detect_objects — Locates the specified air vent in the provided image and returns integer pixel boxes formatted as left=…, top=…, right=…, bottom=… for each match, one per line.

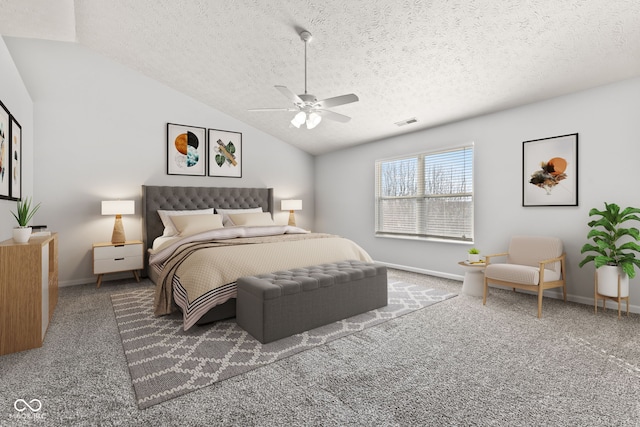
left=395, top=117, right=418, bottom=127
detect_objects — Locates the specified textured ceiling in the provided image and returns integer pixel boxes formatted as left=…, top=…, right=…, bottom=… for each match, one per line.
left=2, top=0, right=640, bottom=155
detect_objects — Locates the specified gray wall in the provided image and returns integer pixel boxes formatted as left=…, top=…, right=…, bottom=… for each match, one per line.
left=4, top=37, right=315, bottom=286
left=315, top=76, right=640, bottom=311
left=0, top=37, right=33, bottom=240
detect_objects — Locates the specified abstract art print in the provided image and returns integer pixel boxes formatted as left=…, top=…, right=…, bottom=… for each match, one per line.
left=167, top=123, right=206, bottom=176
left=208, top=128, right=242, bottom=178
left=523, top=133, right=578, bottom=206
left=10, top=117, right=21, bottom=200
left=0, top=101, right=9, bottom=199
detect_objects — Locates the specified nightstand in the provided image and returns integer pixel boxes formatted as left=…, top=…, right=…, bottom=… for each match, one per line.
left=93, top=240, right=143, bottom=287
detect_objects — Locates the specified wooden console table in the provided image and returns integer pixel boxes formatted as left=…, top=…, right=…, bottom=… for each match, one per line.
left=0, top=233, right=58, bottom=355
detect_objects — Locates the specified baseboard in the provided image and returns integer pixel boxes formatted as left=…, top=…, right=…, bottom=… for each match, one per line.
left=59, top=271, right=140, bottom=288
left=375, top=261, right=464, bottom=282
left=59, top=278, right=94, bottom=287
left=376, top=261, right=639, bottom=315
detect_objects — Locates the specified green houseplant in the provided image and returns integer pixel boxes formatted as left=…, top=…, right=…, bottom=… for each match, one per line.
left=579, top=202, right=640, bottom=297
left=10, top=197, right=41, bottom=243
left=467, top=247, right=481, bottom=263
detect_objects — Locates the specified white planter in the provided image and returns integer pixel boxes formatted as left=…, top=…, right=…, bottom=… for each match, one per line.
left=468, top=253, right=480, bottom=263
left=12, top=227, right=32, bottom=243
left=596, top=265, right=629, bottom=298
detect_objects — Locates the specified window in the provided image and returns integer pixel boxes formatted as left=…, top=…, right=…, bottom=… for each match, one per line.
left=375, top=144, right=474, bottom=242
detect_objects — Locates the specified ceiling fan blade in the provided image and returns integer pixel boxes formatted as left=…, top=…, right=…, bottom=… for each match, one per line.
left=248, top=107, right=297, bottom=112
left=275, top=85, right=304, bottom=105
left=315, top=109, right=351, bottom=123
left=314, top=94, right=359, bottom=109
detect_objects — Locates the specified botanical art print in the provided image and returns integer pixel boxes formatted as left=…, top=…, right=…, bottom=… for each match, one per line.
left=167, top=123, right=206, bottom=176
left=208, top=128, right=242, bottom=178
left=523, top=133, right=578, bottom=206
left=10, top=117, right=21, bottom=200
left=0, top=101, right=9, bottom=199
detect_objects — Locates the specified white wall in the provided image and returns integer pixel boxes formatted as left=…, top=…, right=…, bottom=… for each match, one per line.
left=0, top=37, right=33, bottom=240
left=4, top=37, right=315, bottom=286
left=316, top=76, right=640, bottom=309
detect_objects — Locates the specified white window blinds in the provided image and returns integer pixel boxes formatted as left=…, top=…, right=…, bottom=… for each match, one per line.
left=375, top=144, right=474, bottom=241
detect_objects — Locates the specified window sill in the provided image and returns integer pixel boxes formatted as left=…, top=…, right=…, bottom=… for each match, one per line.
left=375, top=233, right=474, bottom=245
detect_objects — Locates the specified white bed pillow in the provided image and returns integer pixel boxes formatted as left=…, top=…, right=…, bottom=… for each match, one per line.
left=151, top=235, right=178, bottom=251
left=227, top=212, right=275, bottom=227
left=215, top=207, right=263, bottom=226
left=158, top=208, right=214, bottom=236
left=169, top=214, right=224, bottom=236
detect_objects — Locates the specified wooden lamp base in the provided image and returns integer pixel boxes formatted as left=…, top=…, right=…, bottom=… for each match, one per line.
left=111, top=214, right=126, bottom=244
left=288, top=210, right=296, bottom=227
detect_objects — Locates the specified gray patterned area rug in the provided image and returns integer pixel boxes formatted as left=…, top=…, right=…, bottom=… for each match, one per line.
left=111, top=281, right=456, bottom=409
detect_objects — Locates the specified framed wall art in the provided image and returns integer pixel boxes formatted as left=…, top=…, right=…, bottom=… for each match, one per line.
left=208, top=128, right=242, bottom=178
left=10, top=117, right=22, bottom=200
left=0, top=101, right=10, bottom=200
left=523, top=133, right=578, bottom=207
left=167, top=123, right=206, bottom=176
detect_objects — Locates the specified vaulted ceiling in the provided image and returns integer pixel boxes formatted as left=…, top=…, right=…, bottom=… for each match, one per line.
left=2, top=0, right=640, bottom=155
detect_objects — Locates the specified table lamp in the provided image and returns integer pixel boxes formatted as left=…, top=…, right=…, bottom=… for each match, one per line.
left=281, top=199, right=302, bottom=226
left=101, top=200, right=135, bottom=244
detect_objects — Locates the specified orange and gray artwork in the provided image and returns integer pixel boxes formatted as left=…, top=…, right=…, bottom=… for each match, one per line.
left=174, top=131, right=200, bottom=168
left=529, top=157, right=567, bottom=195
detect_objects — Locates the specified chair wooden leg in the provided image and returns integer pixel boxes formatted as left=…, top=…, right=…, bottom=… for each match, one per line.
left=483, top=277, right=488, bottom=305
left=562, top=284, right=567, bottom=302
left=537, top=287, right=543, bottom=318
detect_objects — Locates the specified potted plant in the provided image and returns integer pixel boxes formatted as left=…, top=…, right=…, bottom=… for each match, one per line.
left=10, top=197, right=41, bottom=243
left=468, top=247, right=481, bottom=263
left=579, top=202, right=640, bottom=298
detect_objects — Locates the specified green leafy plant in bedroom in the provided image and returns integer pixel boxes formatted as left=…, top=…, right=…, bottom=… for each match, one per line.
left=11, top=197, right=41, bottom=227
left=579, top=202, right=640, bottom=298
left=10, top=197, right=41, bottom=243
left=467, top=247, right=480, bottom=262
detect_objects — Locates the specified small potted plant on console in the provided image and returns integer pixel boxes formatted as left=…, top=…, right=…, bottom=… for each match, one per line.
left=11, top=197, right=41, bottom=243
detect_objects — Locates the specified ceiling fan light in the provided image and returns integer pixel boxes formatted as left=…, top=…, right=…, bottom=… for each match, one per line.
left=291, top=111, right=306, bottom=128
left=306, top=112, right=322, bottom=129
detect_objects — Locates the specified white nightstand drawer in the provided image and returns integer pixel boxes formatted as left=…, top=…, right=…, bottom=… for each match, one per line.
left=94, top=255, right=143, bottom=274
left=93, top=243, right=142, bottom=260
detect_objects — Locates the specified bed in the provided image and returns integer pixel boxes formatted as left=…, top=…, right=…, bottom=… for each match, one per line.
left=141, top=185, right=373, bottom=330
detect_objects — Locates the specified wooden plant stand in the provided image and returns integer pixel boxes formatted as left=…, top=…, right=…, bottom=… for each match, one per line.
left=594, top=270, right=629, bottom=319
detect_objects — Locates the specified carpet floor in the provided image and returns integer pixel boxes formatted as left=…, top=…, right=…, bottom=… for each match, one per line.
left=111, top=282, right=455, bottom=409
left=1, top=269, right=640, bottom=426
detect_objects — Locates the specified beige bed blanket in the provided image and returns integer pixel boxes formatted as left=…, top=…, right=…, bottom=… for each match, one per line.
left=153, top=232, right=373, bottom=321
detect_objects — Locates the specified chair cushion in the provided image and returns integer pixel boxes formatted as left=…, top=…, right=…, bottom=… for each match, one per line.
left=507, top=236, right=563, bottom=272
left=485, top=264, right=561, bottom=286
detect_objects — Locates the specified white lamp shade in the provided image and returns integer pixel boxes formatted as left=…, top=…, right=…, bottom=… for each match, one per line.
left=101, top=200, right=135, bottom=215
left=281, top=200, right=302, bottom=211
left=306, top=112, right=322, bottom=129
left=291, top=111, right=306, bottom=128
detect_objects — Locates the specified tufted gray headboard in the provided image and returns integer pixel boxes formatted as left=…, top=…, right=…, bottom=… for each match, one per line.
left=141, top=186, right=274, bottom=271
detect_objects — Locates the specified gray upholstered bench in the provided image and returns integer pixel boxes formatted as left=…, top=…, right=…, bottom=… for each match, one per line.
left=236, top=260, right=387, bottom=344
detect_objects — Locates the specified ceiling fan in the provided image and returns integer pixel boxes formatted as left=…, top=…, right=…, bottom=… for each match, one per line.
left=249, top=30, right=359, bottom=129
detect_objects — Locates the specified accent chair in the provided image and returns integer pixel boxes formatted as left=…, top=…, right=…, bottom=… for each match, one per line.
left=483, top=235, right=566, bottom=318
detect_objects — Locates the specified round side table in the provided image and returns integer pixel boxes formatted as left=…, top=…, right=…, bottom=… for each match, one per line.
left=458, top=261, right=486, bottom=297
